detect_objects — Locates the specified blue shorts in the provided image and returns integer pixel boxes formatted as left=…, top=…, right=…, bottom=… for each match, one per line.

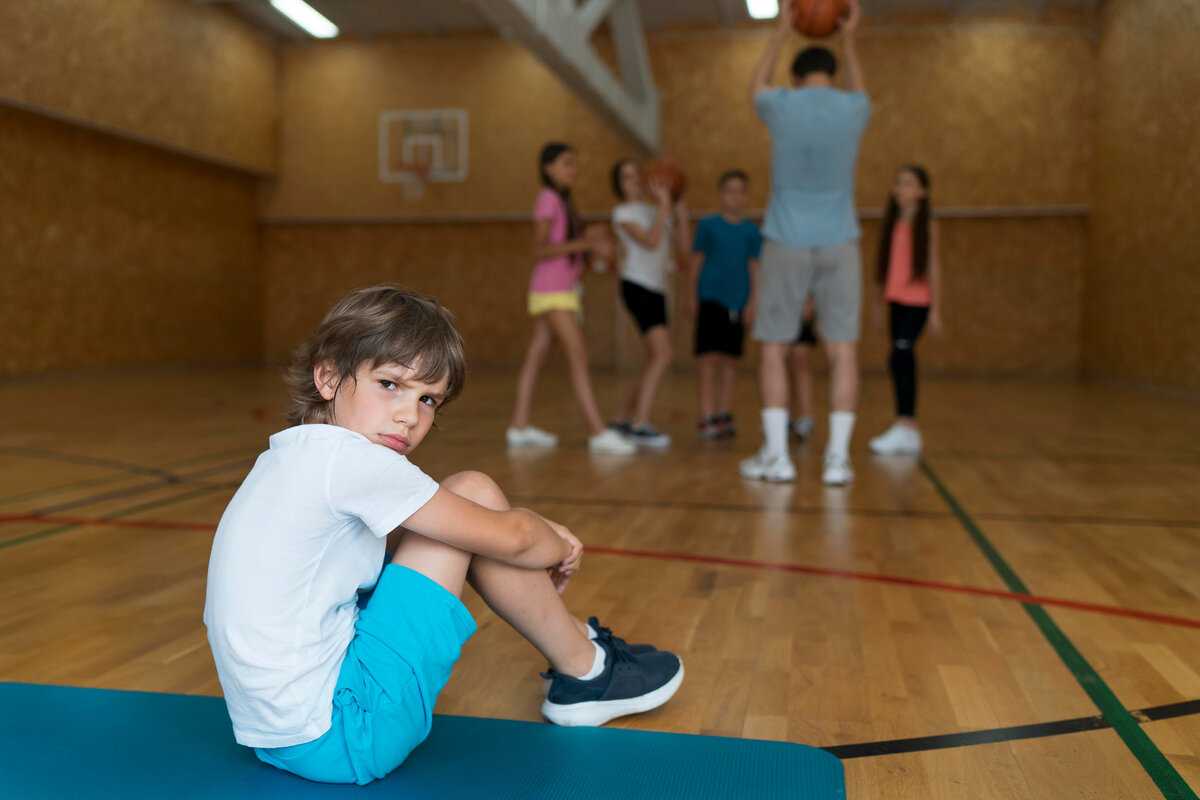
left=255, top=565, right=476, bottom=785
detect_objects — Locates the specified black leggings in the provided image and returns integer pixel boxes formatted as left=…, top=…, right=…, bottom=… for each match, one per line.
left=888, top=302, right=929, bottom=418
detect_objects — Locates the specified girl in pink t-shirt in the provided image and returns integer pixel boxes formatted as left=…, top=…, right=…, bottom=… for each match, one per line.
left=508, top=142, right=633, bottom=454
left=869, top=165, right=943, bottom=455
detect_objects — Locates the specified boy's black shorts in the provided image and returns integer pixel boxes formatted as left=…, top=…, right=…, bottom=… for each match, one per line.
left=796, top=316, right=819, bottom=346
left=621, top=280, right=668, bottom=333
left=695, top=301, right=744, bottom=357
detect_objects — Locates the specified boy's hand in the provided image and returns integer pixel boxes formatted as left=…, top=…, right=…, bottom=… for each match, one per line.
left=542, top=517, right=583, bottom=594
left=744, top=298, right=757, bottom=329
left=839, top=0, right=860, bottom=35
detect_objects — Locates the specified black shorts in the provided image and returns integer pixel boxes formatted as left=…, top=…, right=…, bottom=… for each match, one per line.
left=621, top=280, right=668, bottom=333
left=796, top=316, right=819, bottom=346
left=695, top=301, right=744, bottom=357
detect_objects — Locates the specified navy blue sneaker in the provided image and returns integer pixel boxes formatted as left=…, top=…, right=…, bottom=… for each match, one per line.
left=587, top=617, right=656, bottom=655
left=608, top=419, right=633, bottom=435
left=541, top=630, right=684, bottom=727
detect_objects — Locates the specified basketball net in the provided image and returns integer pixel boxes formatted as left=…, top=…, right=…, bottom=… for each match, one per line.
left=400, top=161, right=431, bottom=201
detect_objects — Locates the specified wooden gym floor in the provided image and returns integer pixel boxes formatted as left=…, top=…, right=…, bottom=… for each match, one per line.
left=0, top=367, right=1197, bottom=798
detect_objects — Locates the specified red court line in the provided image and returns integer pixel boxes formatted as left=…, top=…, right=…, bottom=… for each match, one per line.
left=588, top=546, right=1200, bottom=632
left=4, top=512, right=1198, bottom=632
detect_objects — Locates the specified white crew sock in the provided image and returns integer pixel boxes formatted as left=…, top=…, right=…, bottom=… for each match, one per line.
left=579, top=640, right=606, bottom=681
left=828, top=411, right=856, bottom=458
left=762, top=407, right=788, bottom=457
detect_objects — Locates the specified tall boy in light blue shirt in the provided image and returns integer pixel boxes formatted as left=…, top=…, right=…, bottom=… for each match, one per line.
left=742, top=0, right=869, bottom=487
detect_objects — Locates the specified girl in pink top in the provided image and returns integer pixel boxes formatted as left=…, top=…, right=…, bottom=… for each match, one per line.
left=869, top=165, right=943, bottom=455
left=508, top=142, right=633, bottom=454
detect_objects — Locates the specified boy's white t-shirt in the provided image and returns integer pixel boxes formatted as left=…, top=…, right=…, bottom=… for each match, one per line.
left=203, top=424, right=439, bottom=748
left=613, top=201, right=672, bottom=293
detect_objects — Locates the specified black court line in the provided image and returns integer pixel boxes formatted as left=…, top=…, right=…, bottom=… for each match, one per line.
left=31, top=458, right=255, bottom=516
left=0, top=446, right=183, bottom=482
left=508, top=494, right=1200, bottom=530
left=0, top=445, right=258, bottom=508
left=825, top=698, right=1200, bottom=759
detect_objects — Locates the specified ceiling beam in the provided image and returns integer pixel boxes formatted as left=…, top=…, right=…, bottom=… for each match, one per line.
left=466, top=0, right=661, bottom=154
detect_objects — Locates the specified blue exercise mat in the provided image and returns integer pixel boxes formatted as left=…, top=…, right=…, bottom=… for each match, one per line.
left=0, top=682, right=844, bottom=799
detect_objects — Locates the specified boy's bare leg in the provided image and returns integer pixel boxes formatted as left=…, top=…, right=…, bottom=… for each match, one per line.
left=441, top=471, right=595, bottom=678
left=697, top=354, right=717, bottom=419
left=718, top=355, right=737, bottom=414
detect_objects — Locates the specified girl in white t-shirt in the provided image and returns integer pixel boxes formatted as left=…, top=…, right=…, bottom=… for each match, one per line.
left=609, top=159, right=691, bottom=449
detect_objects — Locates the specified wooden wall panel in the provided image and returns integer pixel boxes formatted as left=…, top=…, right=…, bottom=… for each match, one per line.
left=263, top=16, right=1094, bottom=219
left=0, top=105, right=262, bottom=374
left=262, top=216, right=1084, bottom=377
left=0, top=0, right=278, bottom=173
left=1085, top=0, right=1200, bottom=391
left=262, top=13, right=1094, bottom=376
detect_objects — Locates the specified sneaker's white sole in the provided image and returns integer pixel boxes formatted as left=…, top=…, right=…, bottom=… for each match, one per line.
left=540, top=660, right=685, bottom=727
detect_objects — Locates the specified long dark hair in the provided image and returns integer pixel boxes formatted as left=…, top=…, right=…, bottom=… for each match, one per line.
left=539, top=142, right=583, bottom=242
left=610, top=158, right=638, bottom=200
left=875, top=165, right=931, bottom=284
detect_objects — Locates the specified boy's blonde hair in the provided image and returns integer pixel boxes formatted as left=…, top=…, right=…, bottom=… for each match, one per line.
left=286, top=285, right=466, bottom=426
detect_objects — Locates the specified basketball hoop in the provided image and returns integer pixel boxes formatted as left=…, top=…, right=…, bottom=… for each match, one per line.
left=399, top=161, right=431, bottom=201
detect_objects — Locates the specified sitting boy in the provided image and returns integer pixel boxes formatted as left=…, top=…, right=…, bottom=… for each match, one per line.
left=204, top=285, right=683, bottom=785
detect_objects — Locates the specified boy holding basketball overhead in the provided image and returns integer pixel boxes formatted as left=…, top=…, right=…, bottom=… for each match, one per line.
left=742, top=0, right=868, bottom=485
left=204, top=286, right=683, bottom=785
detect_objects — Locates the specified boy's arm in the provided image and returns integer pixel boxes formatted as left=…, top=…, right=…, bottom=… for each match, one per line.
left=402, top=488, right=570, bottom=570
left=839, top=0, right=866, bottom=94
left=745, top=257, right=760, bottom=325
left=689, top=252, right=706, bottom=320
left=748, top=0, right=794, bottom=107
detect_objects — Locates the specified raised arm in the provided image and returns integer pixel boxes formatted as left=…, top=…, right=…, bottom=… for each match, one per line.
left=617, top=182, right=673, bottom=249
left=748, top=0, right=795, bottom=106
left=839, top=0, right=865, bottom=94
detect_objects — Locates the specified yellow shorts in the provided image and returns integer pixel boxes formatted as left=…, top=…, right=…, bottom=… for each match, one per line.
left=527, top=291, right=582, bottom=317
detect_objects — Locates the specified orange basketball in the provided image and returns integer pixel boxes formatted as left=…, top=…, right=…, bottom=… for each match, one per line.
left=643, top=158, right=687, bottom=201
left=792, top=0, right=847, bottom=38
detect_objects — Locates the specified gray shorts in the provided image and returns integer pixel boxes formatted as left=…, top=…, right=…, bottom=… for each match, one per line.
left=752, top=238, right=862, bottom=343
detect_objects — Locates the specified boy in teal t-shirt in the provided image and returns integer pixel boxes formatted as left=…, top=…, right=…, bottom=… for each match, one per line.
left=690, top=169, right=762, bottom=439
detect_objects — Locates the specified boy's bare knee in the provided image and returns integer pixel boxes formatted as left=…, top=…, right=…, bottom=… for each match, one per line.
left=442, top=470, right=508, bottom=510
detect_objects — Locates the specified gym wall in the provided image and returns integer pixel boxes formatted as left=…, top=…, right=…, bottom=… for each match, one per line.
left=261, top=10, right=1094, bottom=375
left=1086, top=0, right=1200, bottom=392
left=0, top=0, right=275, bottom=373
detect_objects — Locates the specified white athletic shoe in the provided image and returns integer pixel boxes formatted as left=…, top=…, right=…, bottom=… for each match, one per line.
left=738, top=448, right=797, bottom=482
left=868, top=424, right=922, bottom=455
left=506, top=426, right=559, bottom=448
left=822, top=454, right=855, bottom=485
left=589, top=429, right=637, bottom=455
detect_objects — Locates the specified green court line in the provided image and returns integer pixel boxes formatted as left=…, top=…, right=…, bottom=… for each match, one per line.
left=920, top=459, right=1198, bottom=800
left=0, top=483, right=236, bottom=552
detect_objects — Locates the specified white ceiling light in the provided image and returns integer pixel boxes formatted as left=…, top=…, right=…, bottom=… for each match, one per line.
left=746, top=0, right=780, bottom=19
left=269, top=0, right=339, bottom=38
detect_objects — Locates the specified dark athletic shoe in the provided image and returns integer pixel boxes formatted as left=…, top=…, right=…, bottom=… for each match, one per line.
left=608, top=419, right=633, bottom=435
left=587, top=617, right=656, bottom=655
left=541, top=629, right=684, bottom=727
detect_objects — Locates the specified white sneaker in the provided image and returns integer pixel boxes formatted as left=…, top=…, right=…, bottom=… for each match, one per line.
left=739, top=448, right=796, bottom=482
left=822, top=454, right=854, bottom=485
left=868, top=424, right=922, bottom=455
left=507, top=426, right=559, bottom=448
left=589, top=428, right=637, bottom=455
